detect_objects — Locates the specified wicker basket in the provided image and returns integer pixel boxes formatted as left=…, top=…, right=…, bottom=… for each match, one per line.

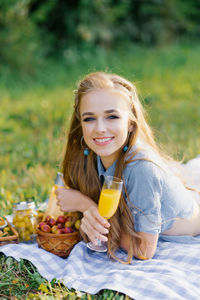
left=0, top=218, right=19, bottom=246
left=36, top=228, right=80, bottom=257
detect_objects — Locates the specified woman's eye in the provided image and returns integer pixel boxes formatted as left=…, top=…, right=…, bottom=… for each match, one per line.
left=107, top=115, right=119, bottom=119
left=83, top=117, right=95, bottom=122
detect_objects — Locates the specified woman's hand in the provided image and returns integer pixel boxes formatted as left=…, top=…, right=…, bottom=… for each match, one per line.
left=55, top=188, right=95, bottom=213
left=80, top=206, right=110, bottom=244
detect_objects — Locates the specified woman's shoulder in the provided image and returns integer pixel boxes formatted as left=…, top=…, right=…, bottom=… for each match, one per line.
left=125, top=142, right=163, bottom=174
left=124, top=158, right=165, bottom=193
left=125, top=157, right=163, bottom=181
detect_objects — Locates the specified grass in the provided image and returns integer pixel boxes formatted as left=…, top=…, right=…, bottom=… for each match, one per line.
left=0, top=253, right=129, bottom=299
left=0, top=255, right=130, bottom=300
left=0, top=42, right=200, bottom=298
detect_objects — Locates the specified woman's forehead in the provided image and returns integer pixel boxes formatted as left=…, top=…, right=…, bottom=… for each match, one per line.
left=80, top=88, right=131, bottom=113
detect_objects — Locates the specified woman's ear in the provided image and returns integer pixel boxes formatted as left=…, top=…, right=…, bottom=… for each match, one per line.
left=128, top=124, right=134, bottom=132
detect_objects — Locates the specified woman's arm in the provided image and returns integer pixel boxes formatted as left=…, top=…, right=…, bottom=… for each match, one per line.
left=56, top=188, right=158, bottom=256
left=81, top=205, right=158, bottom=257
left=120, top=231, right=159, bottom=260
left=55, top=187, right=96, bottom=213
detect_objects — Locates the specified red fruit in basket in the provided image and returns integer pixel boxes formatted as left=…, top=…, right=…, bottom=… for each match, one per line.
left=45, top=216, right=52, bottom=223
left=38, top=222, right=46, bottom=229
left=65, top=216, right=73, bottom=227
left=57, top=223, right=63, bottom=229
left=41, top=224, right=51, bottom=233
left=62, top=227, right=73, bottom=234
left=48, top=217, right=56, bottom=227
left=57, top=215, right=66, bottom=224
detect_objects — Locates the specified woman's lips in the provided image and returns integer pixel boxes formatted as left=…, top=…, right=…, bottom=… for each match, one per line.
left=93, top=137, right=114, bottom=146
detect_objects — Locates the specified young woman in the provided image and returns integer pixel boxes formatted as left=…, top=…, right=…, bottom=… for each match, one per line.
left=56, top=72, right=200, bottom=263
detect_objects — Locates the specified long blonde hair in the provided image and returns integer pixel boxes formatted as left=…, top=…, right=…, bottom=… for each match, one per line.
left=62, top=72, right=197, bottom=264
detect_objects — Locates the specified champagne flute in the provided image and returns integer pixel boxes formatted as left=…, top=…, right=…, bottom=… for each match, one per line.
left=87, top=176, right=123, bottom=252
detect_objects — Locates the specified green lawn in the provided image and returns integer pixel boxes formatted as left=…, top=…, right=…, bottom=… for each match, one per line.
left=0, top=42, right=200, bottom=298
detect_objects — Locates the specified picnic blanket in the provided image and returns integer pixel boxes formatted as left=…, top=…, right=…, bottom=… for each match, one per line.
left=1, top=236, right=200, bottom=300
left=1, top=156, right=200, bottom=299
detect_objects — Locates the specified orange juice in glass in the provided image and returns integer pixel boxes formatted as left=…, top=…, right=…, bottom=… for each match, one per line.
left=87, top=176, right=123, bottom=252
left=98, top=189, right=121, bottom=219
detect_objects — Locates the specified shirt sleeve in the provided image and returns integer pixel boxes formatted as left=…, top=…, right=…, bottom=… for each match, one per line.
left=125, top=160, right=163, bottom=234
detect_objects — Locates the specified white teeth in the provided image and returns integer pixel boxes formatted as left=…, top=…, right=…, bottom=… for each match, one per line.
left=95, top=137, right=112, bottom=143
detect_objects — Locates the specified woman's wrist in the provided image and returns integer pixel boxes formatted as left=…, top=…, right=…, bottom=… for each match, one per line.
left=78, top=191, right=97, bottom=213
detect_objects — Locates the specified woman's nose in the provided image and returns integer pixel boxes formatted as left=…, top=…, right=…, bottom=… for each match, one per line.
left=95, top=119, right=106, bottom=132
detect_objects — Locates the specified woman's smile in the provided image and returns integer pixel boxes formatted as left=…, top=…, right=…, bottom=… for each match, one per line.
left=93, top=136, right=114, bottom=146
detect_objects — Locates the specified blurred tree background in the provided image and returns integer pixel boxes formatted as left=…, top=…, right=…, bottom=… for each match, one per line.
left=1, top=0, right=200, bottom=75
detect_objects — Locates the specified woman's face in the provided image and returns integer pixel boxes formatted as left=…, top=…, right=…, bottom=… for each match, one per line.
left=80, top=88, right=132, bottom=169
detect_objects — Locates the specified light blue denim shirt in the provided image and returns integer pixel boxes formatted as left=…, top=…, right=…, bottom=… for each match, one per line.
left=97, top=143, right=197, bottom=234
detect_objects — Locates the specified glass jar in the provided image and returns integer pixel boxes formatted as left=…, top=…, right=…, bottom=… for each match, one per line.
left=12, top=201, right=37, bottom=242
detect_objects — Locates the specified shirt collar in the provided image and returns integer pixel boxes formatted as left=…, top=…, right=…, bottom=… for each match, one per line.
left=97, top=155, right=116, bottom=179
left=96, top=138, right=142, bottom=179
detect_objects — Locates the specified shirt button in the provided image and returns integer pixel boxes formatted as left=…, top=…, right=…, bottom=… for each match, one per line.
left=100, top=175, right=105, bottom=185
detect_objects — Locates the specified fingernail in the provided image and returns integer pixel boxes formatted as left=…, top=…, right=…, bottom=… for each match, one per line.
left=102, top=236, right=108, bottom=242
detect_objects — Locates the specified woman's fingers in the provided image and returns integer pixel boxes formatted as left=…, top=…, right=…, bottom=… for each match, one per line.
left=55, top=189, right=63, bottom=205
left=81, top=207, right=110, bottom=243
left=83, top=211, right=109, bottom=235
left=84, top=206, right=110, bottom=228
left=55, top=188, right=75, bottom=211
left=81, top=217, right=108, bottom=244
left=55, top=187, right=65, bottom=198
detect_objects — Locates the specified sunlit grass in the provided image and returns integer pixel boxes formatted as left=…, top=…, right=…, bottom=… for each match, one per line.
left=0, top=253, right=130, bottom=299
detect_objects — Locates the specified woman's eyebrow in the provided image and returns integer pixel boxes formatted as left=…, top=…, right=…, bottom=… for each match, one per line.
left=82, top=112, right=94, bottom=117
left=105, top=109, right=119, bottom=114
left=82, top=109, right=119, bottom=117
